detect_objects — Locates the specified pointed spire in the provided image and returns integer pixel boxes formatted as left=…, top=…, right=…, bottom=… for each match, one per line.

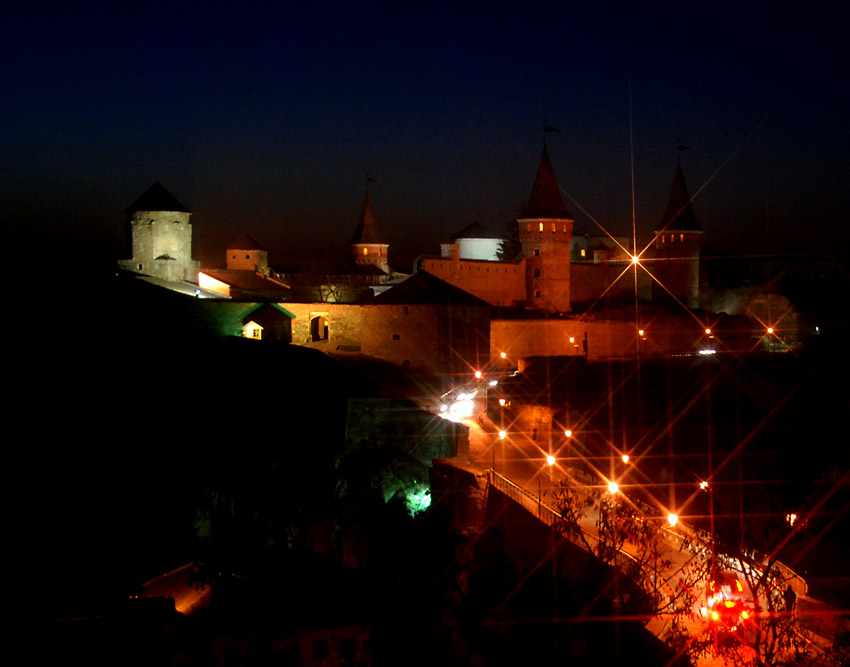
left=349, top=191, right=386, bottom=245
left=520, top=143, right=572, bottom=219
left=656, top=161, right=701, bottom=232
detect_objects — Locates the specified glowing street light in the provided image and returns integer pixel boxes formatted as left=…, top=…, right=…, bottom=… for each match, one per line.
left=500, top=351, right=507, bottom=359
left=766, top=327, right=774, bottom=335
left=564, top=429, right=572, bottom=438
left=546, top=455, right=556, bottom=466
left=667, top=513, right=679, bottom=527
left=699, top=480, right=709, bottom=490
left=474, top=370, right=483, bottom=379
left=786, top=513, right=797, bottom=527
left=498, top=430, right=507, bottom=440
left=621, top=454, right=630, bottom=464
left=631, top=255, right=640, bottom=265
left=607, top=481, right=619, bottom=494
left=705, top=328, right=712, bottom=335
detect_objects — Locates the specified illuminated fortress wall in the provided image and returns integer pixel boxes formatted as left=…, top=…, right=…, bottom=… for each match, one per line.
left=284, top=303, right=364, bottom=348
left=361, top=302, right=492, bottom=375
left=418, top=257, right=527, bottom=307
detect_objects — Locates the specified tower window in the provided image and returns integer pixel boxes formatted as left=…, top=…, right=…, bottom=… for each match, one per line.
left=539, top=222, right=544, bottom=232
left=680, top=233, right=684, bottom=242
left=392, top=333, right=400, bottom=340
left=551, top=223, right=556, bottom=232
left=363, top=247, right=368, bottom=255
left=533, top=248, right=540, bottom=257
left=580, top=249, right=586, bottom=257
left=534, top=268, right=540, bottom=277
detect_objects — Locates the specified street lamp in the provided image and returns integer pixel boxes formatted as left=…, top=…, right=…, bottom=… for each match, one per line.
left=546, top=455, right=556, bottom=466
left=667, top=513, right=679, bottom=527
left=607, top=481, right=619, bottom=494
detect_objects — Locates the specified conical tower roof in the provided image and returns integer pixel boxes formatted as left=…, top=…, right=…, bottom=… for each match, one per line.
left=227, top=233, right=266, bottom=251
left=520, top=143, right=572, bottom=219
left=656, top=161, right=702, bottom=233
left=349, top=191, right=386, bottom=245
left=125, top=182, right=189, bottom=214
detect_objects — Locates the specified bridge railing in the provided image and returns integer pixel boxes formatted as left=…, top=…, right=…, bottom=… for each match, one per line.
left=487, top=468, right=640, bottom=576
left=486, top=468, right=808, bottom=604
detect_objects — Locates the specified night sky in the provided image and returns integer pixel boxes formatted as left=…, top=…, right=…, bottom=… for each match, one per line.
left=4, top=2, right=848, bottom=269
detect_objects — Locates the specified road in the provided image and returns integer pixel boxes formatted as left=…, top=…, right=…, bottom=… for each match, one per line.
left=443, top=398, right=838, bottom=664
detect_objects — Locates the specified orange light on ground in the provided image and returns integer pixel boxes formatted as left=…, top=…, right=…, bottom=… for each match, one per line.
left=607, top=481, right=619, bottom=494
left=621, top=454, right=629, bottom=463
left=564, top=429, right=572, bottom=437
left=546, top=455, right=555, bottom=466
left=498, top=430, right=507, bottom=439
left=667, top=513, right=678, bottom=527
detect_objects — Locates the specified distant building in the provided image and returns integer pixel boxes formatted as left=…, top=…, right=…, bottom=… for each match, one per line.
left=441, top=220, right=503, bottom=261
left=118, top=182, right=200, bottom=285
left=418, top=141, right=641, bottom=312
left=350, top=189, right=390, bottom=273
left=651, top=159, right=704, bottom=309
left=200, top=233, right=291, bottom=300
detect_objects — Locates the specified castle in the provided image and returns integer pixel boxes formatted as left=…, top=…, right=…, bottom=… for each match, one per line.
left=118, top=141, right=808, bottom=374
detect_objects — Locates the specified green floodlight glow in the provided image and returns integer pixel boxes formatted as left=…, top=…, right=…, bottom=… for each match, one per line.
left=406, top=488, right=431, bottom=516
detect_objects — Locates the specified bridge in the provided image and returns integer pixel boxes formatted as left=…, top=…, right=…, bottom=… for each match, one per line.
left=480, top=465, right=833, bottom=664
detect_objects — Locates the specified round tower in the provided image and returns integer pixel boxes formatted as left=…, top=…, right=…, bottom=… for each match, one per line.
left=517, top=142, right=574, bottom=313
left=349, top=190, right=389, bottom=273
left=652, top=161, right=703, bottom=309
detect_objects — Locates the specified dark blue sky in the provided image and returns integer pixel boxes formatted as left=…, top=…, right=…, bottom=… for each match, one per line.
left=3, top=1, right=848, bottom=268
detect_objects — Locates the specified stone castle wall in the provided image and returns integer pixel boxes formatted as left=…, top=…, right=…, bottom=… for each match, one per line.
left=361, top=303, right=491, bottom=375
left=419, top=258, right=526, bottom=307
left=491, top=315, right=728, bottom=363
left=285, top=303, right=363, bottom=348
